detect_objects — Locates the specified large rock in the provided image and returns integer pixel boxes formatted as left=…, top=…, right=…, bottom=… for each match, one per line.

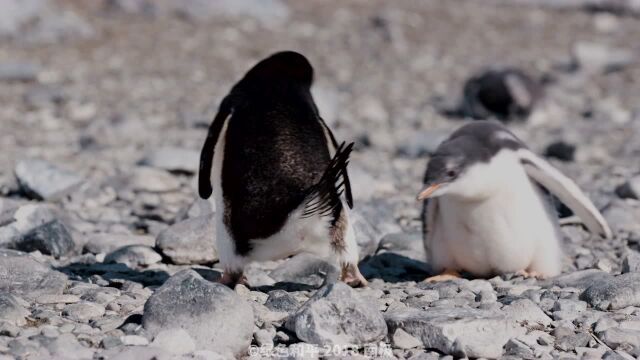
left=14, top=159, right=84, bottom=200
left=142, top=270, right=253, bottom=357
left=13, top=219, right=75, bottom=258
left=580, top=273, right=640, bottom=310
left=156, top=216, right=216, bottom=265
left=385, top=308, right=525, bottom=358
left=0, top=249, right=67, bottom=301
left=287, top=282, right=387, bottom=345
left=140, top=147, right=200, bottom=174
left=0, top=293, right=29, bottom=326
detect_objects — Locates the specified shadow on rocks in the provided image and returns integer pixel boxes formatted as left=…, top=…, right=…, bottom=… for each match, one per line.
left=56, top=261, right=170, bottom=288
left=360, top=252, right=430, bottom=283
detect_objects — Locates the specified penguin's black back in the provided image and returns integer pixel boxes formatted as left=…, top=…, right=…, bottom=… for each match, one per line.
left=221, top=52, right=332, bottom=255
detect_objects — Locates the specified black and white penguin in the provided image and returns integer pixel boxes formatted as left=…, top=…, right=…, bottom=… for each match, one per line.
left=198, top=51, right=366, bottom=287
left=417, top=121, right=612, bottom=281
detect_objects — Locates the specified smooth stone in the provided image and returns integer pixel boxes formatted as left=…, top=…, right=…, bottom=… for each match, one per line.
left=156, top=216, right=217, bottom=265
left=83, top=233, right=155, bottom=255
left=14, top=159, right=83, bottom=200
left=150, top=328, right=196, bottom=355
left=129, top=167, right=181, bottom=193
left=104, top=245, right=162, bottom=268
left=140, top=147, right=200, bottom=174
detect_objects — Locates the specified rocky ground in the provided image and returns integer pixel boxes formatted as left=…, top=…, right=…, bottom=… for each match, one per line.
left=2, top=0, right=640, bottom=359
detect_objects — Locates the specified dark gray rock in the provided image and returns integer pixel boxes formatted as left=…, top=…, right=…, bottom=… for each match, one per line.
left=287, top=282, right=387, bottom=346
left=13, top=219, right=74, bottom=258
left=385, top=308, right=525, bottom=358
left=615, top=176, right=640, bottom=200
left=104, top=245, right=162, bottom=267
left=580, top=273, right=640, bottom=310
left=270, top=253, right=338, bottom=288
left=545, top=141, right=576, bottom=162
left=0, top=249, right=67, bottom=301
left=264, top=290, right=301, bottom=313
left=142, top=270, right=253, bottom=357
left=0, top=62, right=40, bottom=82
left=0, top=293, right=29, bottom=326
left=377, top=232, right=426, bottom=262
left=14, top=159, right=83, bottom=200
left=156, top=216, right=216, bottom=265
left=140, top=147, right=199, bottom=174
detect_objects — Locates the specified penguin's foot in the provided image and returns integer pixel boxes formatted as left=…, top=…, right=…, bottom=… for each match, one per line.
left=340, top=263, right=368, bottom=288
left=423, top=269, right=461, bottom=283
left=515, top=269, right=545, bottom=279
left=218, top=270, right=248, bottom=288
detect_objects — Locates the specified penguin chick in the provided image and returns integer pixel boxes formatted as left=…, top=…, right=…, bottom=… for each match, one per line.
left=417, top=121, right=612, bottom=281
left=198, top=51, right=366, bottom=287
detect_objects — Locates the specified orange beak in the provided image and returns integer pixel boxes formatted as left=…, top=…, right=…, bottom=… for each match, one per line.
left=417, top=184, right=440, bottom=201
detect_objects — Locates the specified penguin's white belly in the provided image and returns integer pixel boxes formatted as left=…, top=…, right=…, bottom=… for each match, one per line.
left=434, top=183, right=560, bottom=276
left=246, top=208, right=334, bottom=261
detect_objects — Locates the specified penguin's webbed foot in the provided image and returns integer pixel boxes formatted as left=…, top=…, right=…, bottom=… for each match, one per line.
left=515, top=269, right=545, bottom=279
left=218, top=270, right=248, bottom=288
left=340, top=263, right=368, bottom=288
left=423, top=269, right=461, bottom=283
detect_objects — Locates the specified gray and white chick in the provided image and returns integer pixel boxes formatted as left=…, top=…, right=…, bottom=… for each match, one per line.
left=417, top=121, right=612, bottom=281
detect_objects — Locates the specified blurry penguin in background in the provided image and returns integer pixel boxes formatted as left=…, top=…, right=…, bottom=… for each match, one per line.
left=198, top=51, right=367, bottom=287
left=417, top=121, right=612, bottom=281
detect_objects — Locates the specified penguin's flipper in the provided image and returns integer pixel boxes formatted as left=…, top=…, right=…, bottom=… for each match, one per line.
left=302, top=141, right=354, bottom=219
left=198, top=97, right=232, bottom=199
left=518, top=149, right=612, bottom=238
left=319, top=117, right=353, bottom=209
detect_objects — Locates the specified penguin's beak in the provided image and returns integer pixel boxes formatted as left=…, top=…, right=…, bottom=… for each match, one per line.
left=417, top=183, right=441, bottom=201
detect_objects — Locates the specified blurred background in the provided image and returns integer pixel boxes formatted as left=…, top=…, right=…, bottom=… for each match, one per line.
left=1, top=0, right=640, bottom=256
left=2, top=1, right=640, bottom=358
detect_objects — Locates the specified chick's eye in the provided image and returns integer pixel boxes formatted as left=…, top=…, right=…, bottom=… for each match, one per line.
left=446, top=170, right=457, bottom=178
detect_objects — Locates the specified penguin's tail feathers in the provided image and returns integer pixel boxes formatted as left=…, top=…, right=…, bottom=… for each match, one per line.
left=302, top=141, right=354, bottom=218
